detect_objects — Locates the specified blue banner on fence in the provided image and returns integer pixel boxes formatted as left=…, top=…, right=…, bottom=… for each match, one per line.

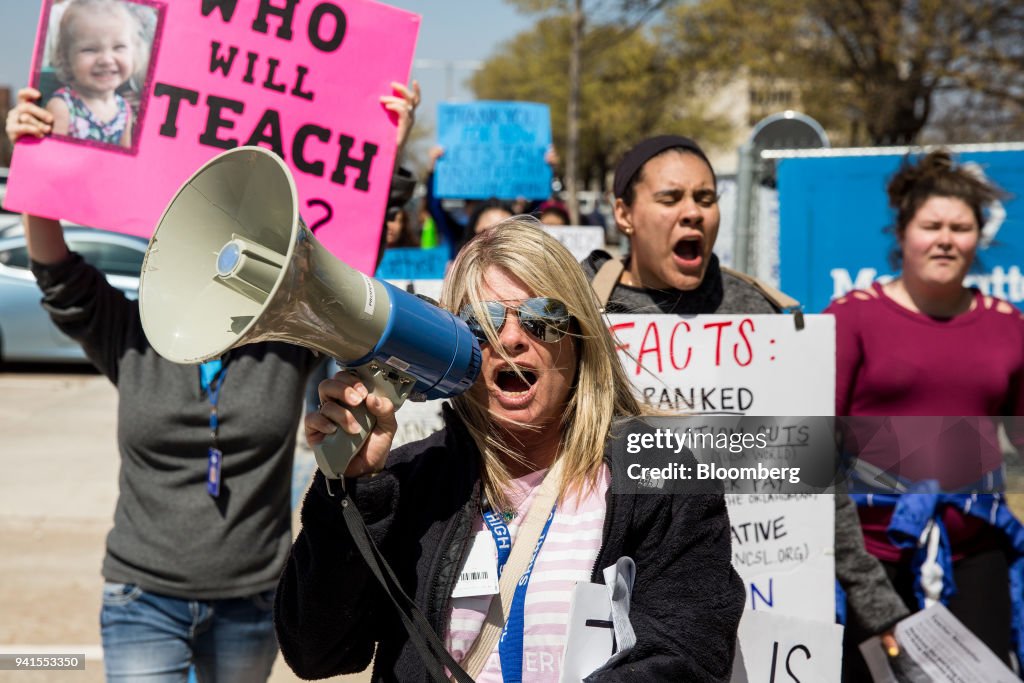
left=434, top=101, right=552, bottom=200
left=777, top=148, right=1024, bottom=314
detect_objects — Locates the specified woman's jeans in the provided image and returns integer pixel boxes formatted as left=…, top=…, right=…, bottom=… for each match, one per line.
left=100, top=582, right=278, bottom=683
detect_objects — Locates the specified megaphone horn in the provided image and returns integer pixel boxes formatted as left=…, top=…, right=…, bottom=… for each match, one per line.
left=139, top=146, right=481, bottom=479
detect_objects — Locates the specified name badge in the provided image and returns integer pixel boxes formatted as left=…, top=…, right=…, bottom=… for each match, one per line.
left=452, top=531, right=499, bottom=598
left=207, top=447, right=222, bottom=497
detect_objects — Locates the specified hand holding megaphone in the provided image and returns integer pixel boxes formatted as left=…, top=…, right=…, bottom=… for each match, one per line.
left=307, top=372, right=398, bottom=478
left=139, top=146, right=481, bottom=482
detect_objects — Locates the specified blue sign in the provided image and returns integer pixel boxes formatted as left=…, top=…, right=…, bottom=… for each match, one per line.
left=434, top=101, right=553, bottom=200
left=777, top=148, right=1024, bottom=313
left=374, top=246, right=448, bottom=280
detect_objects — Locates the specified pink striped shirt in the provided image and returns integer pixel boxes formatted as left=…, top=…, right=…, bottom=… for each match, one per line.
left=446, top=464, right=611, bottom=681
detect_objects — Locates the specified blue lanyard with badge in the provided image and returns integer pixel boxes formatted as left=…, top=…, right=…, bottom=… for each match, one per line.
left=200, top=358, right=227, bottom=497
left=482, top=504, right=557, bottom=683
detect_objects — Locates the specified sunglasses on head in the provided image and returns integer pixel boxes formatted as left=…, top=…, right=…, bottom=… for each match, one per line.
left=458, top=297, right=573, bottom=344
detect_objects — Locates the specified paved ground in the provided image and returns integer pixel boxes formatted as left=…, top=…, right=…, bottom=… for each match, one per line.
left=0, top=366, right=368, bottom=683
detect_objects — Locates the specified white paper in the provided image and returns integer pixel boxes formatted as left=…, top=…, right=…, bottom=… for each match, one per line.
left=860, top=603, right=1017, bottom=683
left=559, top=582, right=613, bottom=683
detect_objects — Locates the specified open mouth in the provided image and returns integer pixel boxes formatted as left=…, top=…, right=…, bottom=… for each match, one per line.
left=673, top=238, right=703, bottom=265
left=496, top=368, right=538, bottom=395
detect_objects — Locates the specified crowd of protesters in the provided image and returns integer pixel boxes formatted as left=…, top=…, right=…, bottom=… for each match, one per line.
left=307, top=130, right=1024, bottom=679
left=6, top=15, right=1024, bottom=677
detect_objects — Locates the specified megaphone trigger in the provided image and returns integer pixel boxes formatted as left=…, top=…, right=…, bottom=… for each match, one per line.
left=313, top=360, right=415, bottom=480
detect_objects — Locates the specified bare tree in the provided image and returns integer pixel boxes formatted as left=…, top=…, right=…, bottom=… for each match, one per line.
left=471, top=16, right=732, bottom=197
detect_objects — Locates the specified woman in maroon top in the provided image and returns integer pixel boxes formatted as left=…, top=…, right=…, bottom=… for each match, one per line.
left=827, top=150, right=1024, bottom=671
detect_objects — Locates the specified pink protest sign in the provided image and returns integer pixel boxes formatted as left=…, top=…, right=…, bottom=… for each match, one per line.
left=4, top=0, right=420, bottom=276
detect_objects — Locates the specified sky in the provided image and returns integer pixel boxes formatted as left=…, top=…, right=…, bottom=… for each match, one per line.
left=0, top=0, right=535, bottom=126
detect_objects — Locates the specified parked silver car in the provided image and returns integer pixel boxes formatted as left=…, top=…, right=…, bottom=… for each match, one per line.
left=0, top=226, right=149, bottom=363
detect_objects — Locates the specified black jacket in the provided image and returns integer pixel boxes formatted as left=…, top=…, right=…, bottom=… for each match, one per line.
left=275, top=408, right=744, bottom=681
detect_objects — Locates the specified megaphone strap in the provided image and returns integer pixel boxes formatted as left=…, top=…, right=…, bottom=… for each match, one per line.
left=338, top=495, right=475, bottom=682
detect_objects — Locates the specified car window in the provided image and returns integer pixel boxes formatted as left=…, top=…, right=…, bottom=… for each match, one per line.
left=0, top=245, right=30, bottom=269
left=68, top=241, right=144, bottom=277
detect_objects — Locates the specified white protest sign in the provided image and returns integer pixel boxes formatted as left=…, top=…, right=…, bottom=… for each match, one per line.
left=607, top=314, right=835, bottom=416
left=731, top=610, right=843, bottom=683
left=606, top=313, right=839, bottom=677
left=725, top=493, right=835, bottom=622
left=543, top=226, right=605, bottom=263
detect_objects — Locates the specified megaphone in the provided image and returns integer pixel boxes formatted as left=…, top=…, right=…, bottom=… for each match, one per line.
left=139, top=146, right=481, bottom=479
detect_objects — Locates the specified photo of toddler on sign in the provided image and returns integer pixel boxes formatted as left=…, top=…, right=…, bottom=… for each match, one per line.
left=34, top=0, right=161, bottom=151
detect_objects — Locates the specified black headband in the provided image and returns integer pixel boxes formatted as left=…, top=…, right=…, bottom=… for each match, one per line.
left=612, top=135, right=713, bottom=199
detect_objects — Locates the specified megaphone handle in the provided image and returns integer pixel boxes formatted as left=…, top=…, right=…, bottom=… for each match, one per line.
left=313, top=361, right=413, bottom=481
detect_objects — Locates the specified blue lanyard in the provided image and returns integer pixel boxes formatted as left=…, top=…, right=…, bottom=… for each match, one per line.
left=484, top=504, right=557, bottom=683
left=482, top=510, right=513, bottom=577
left=202, top=361, right=228, bottom=439
left=201, top=360, right=227, bottom=496
left=199, top=358, right=223, bottom=392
